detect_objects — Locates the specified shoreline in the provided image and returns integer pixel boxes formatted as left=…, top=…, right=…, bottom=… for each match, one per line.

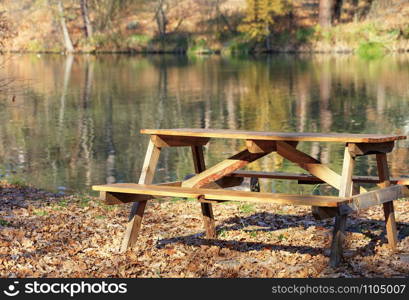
left=3, top=46, right=409, bottom=56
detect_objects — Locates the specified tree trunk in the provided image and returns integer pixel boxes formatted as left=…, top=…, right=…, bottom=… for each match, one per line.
left=80, top=0, right=93, bottom=39
left=57, top=0, right=74, bottom=52
left=156, top=0, right=168, bottom=38
left=319, top=0, right=334, bottom=27
left=368, top=0, right=393, bottom=18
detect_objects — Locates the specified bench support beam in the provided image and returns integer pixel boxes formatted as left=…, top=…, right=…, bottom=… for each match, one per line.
left=245, top=140, right=276, bottom=153
left=151, top=134, right=210, bottom=148
left=230, top=170, right=407, bottom=185
left=120, top=139, right=161, bottom=252
left=348, top=142, right=394, bottom=157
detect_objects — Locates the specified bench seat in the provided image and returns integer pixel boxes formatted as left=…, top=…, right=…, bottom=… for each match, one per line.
left=230, top=170, right=409, bottom=185
left=92, top=183, right=347, bottom=207
left=93, top=182, right=409, bottom=213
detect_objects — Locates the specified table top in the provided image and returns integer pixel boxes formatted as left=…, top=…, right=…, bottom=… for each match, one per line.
left=141, top=128, right=406, bottom=143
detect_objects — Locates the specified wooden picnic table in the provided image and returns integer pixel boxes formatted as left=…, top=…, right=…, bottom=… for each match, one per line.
left=93, top=128, right=409, bottom=267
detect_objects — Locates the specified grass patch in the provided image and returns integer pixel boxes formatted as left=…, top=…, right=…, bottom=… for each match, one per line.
left=125, top=34, right=153, bottom=52
left=95, top=215, right=107, bottom=220
left=217, top=228, right=228, bottom=238
left=78, top=197, right=92, bottom=208
left=2, top=175, right=28, bottom=187
left=0, top=219, right=10, bottom=226
left=277, top=234, right=286, bottom=241
left=222, top=35, right=253, bottom=56
left=26, top=40, right=45, bottom=52
left=188, top=38, right=214, bottom=55
left=170, top=198, right=180, bottom=203
left=92, top=198, right=116, bottom=211
left=357, top=42, right=385, bottom=60
left=57, top=198, right=69, bottom=208
left=126, top=34, right=151, bottom=46
left=249, top=231, right=258, bottom=238
left=170, top=197, right=188, bottom=203
left=169, top=197, right=196, bottom=203
left=295, top=27, right=315, bottom=43
left=33, top=210, right=48, bottom=217
left=239, top=203, right=255, bottom=214
left=84, top=32, right=123, bottom=52
left=101, top=204, right=117, bottom=211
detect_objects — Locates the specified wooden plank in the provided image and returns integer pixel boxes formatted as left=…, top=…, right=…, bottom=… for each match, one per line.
left=104, top=192, right=152, bottom=205
left=348, top=142, right=395, bottom=157
left=330, top=215, right=347, bottom=267
left=346, top=184, right=409, bottom=211
left=245, top=140, right=276, bottom=153
left=230, top=170, right=406, bottom=185
left=339, top=146, right=355, bottom=197
left=99, top=181, right=182, bottom=205
left=93, top=183, right=202, bottom=198
left=94, top=177, right=244, bottom=202
left=94, top=183, right=347, bottom=207
left=120, top=140, right=161, bottom=252
left=138, top=140, right=161, bottom=185
left=213, top=176, right=244, bottom=189
left=183, top=174, right=244, bottom=189
left=330, top=145, right=355, bottom=267
left=192, top=145, right=206, bottom=173
left=182, top=149, right=272, bottom=188
left=232, top=171, right=318, bottom=180
left=200, top=199, right=215, bottom=238
left=203, top=190, right=343, bottom=206
left=312, top=179, right=363, bottom=221
left=191, top=145, right=216, bottom=239
left=95, top=183, right=409, bottom=209
left=276, top=141, right=341, bottom=190
left=159, top=181, right=183, bottom=187
left=198, top=198, right=227, bottom=204
left=151, top=134, right=210, bottom=148
left=377, top=153, right=398, bottom=251
left=141, top=128, right=406, bottom=143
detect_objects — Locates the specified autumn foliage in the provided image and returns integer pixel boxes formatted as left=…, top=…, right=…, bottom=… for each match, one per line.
left=238, top=0, right=292, bottom=41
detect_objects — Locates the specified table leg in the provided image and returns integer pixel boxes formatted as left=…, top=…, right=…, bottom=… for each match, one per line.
left=191, top=145, right=216, bottom=238
left=376, top=153, right=398, bottom=251
left=329, top=145, right=355, bottom=267
left=120, top=139, right=161, bottom=252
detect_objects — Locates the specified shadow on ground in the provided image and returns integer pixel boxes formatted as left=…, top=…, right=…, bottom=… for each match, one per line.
left=156, top=211, right=409, bottom=259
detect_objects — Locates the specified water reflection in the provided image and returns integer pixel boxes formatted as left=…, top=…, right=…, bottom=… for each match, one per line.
left=0, top=54, right=409, bottom=194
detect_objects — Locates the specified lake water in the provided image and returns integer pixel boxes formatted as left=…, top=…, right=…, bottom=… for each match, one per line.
left=1, top=54, right=409, bottom=195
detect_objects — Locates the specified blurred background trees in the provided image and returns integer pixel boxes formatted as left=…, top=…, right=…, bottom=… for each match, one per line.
left=0, top=0, right=408, bottom=53
left=238, top=0, right=292, bottom=41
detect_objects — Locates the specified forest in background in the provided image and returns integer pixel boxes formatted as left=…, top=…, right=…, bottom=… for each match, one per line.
left=0, top=0, right=408, bottom=55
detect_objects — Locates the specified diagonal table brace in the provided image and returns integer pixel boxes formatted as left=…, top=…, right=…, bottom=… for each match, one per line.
left=276, top=141, right=341, bottom=190
left=182, top=148, right=274, bottom=188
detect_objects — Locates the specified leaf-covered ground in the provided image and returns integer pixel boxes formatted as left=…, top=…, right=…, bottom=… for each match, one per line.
left=1, top=182, right=409, bottom=278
